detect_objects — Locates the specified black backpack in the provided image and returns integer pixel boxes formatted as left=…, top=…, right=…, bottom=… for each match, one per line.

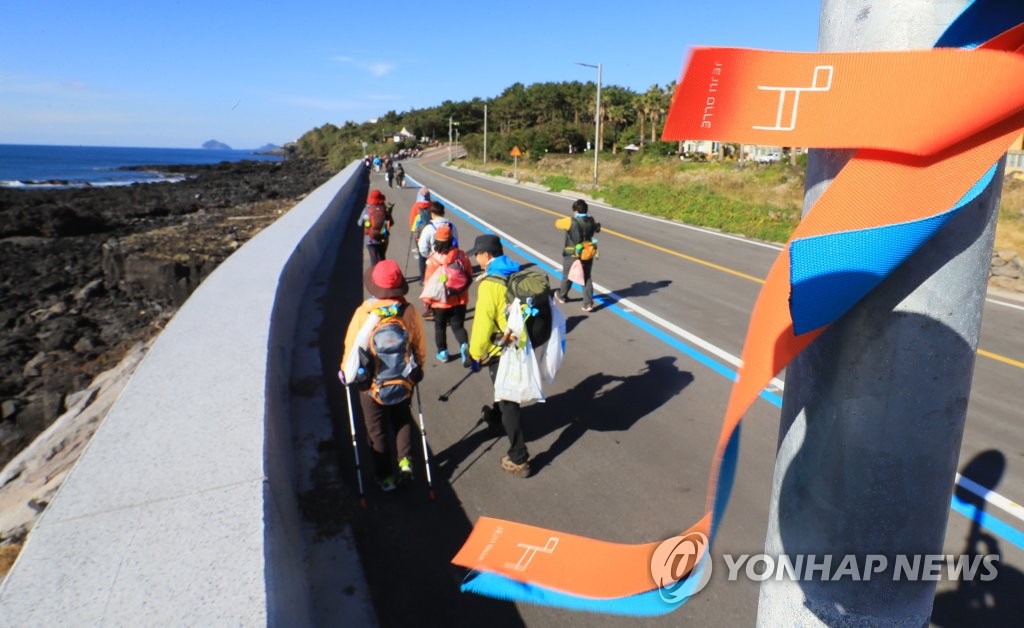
left=485, top=269, right=552, bottom=346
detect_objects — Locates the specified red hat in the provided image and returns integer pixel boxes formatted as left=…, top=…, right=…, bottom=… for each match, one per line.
left=367, top=189, right=385, bottom=204
left=363, top=259, right=408, bottom=299
left=434, top=224, right=452, bottom=242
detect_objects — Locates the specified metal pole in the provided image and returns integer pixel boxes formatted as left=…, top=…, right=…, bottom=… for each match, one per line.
left=594, top=64, right=602, bottom=187
left=484, top=104, right=488, bottom=164
left=757, top=1, right=1001, bottom=626
left=448, top=115, right=453, bottom=163
left=576, top=62, right=602, bottom=187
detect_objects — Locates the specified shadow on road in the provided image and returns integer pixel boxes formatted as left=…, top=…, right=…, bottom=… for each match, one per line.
left=931, top=450, right=1024, bottom=627
left=526, top=356, right=694, bottom=475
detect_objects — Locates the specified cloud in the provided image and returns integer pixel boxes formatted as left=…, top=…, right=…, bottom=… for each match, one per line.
left=332, top=55, right=396, bottom=77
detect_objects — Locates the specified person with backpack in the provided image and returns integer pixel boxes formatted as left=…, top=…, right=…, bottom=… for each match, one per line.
left=421, top=224, right=472, bottom=365
left=408, top=188, right=433, bottom=279
left=385, top=161, right=395, bottom=188
left=417, top=201, right=460, bottom=266
left=357, top=189, right=394, bottom=266
left=464, top=234, right=544, bottom=478
left=340, top=259, right=427, bottom=492
left=554, top=199, right=601, bottom=312
left=394, top=163, right=405, bottom=188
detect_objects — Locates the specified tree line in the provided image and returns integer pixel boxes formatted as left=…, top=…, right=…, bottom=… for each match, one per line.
left=295, top=80, right=677, bottom=170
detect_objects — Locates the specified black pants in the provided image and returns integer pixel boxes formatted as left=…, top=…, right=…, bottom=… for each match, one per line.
left=432, top=305, right=469, bottom=354
left=488, top=362, right=528, bottom=464
left=557, top=256, right=594, bottom=307
left=367, top=241, right=387, bottom=266
left=358, top=391, right=414, bottom=480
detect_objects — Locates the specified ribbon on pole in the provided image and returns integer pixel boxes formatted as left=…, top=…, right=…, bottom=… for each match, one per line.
left=452, top=0, right=1024, bottom=616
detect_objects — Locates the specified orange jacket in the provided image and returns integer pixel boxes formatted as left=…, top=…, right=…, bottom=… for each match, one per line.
left=422, top=248, right=472, bottom=309
left=341, top=297, right=427, bottom=372
left=409, top=200, right=432, bottom=231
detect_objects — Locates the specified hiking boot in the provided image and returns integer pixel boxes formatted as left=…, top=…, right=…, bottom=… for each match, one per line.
left=501, top=455, right=531, bottom=478
left=377, top=475, right=400, bottom=492
left=581, top=304, right=594, bottom=312
left=437, top=350, right=449, bottom=363
left=460, top=343, right=471, bottom=367
left=553, top=293, right=567, bottom=304
left=398, top=456, right=415, bottom=481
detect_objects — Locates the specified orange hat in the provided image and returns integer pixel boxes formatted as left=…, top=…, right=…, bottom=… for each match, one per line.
left=434, top=224, right=452, bottom=242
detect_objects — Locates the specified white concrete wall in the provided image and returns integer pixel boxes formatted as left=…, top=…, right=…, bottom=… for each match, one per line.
left=0, top=160, right=364, bottom=626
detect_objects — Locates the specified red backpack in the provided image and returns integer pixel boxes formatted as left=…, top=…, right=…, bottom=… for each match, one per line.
left=364, top=203, right=389, bottom=240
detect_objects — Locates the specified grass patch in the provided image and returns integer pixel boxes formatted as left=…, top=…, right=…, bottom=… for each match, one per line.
left=996, top=176, right=1024, bottom=254
left=605, top=182, right=799, bottom=242
left=541, top=175, right=576, bottom=193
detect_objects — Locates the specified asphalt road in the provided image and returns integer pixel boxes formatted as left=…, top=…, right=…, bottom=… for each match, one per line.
left=334, top=151, right=1024, bottom=627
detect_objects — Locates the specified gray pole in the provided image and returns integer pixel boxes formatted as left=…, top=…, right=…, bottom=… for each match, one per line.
left=484, top=104, right=488, bottom=164
left=576, top=62, right=602, bottom=187
left=448, top=115, right=453, bottom=163
left=756, top=1, right=1005, bottom=626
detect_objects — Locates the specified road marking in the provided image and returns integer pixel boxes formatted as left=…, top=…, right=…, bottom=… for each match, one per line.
left=423, top=161, right=1024, bottom=369
left=407, top=171, right=1024, bottom=537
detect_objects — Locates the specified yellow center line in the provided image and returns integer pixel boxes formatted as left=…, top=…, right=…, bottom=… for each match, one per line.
left=424, top=162, right=1023, bottom=370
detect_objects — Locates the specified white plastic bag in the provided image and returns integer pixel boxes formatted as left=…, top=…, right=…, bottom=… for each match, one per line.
left=342, top=308, right=380, bottom=383
left=419, top=269, right=447, bottom=303
left=494, top=298, right=544, bottom=403
left=494, top=341, right=544, bottom=404
left=568, top=258, right=585, bottom=285
left=537, top=297, right=566, bottom=383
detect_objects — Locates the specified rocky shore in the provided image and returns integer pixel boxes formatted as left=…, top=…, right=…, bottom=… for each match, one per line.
left=0, top=157, right=333, bottom=475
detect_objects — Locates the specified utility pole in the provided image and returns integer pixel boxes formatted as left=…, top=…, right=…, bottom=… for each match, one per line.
left=448, top=115, right=453, bottom=163
left=484, top=104, right=488, bottom=164
left=757, top=1, right=1003, bottom=625
left=577, top=62, right=602, bottom=187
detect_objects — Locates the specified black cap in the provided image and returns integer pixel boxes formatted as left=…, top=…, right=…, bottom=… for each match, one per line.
left=468, top=234, right=503, bottom=256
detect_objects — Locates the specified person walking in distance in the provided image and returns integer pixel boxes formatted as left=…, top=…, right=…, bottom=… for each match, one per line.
left=464, top=234, right=531, bottom=478
left=554, top=199, right=601, bottom=312
left=357, top=189, right=394, bottom=266
left=422, top=224, right=472, bottom=365
left=408, top=187, right=433, bottom=280
left=340, top=260, right=427, bottom=491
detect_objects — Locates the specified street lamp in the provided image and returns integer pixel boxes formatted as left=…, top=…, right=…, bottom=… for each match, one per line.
left=576, top=61, right=602, bottom=187
left=448, top=116, right=460, bottom=162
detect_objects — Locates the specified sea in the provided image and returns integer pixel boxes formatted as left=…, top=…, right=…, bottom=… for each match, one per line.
left=0, top=144, right=283, bottom=189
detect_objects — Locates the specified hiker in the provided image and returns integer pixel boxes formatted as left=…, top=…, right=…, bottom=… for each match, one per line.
left=554, top=199, right=601, bottom=312
left=464, top=234, right=532, bottom=478
left=395, top=163, right=405, bottom=188
left=408, top=187, right=433, bottom=280
left=421, top=224, right=472, bottom=365
left=357, top=189, right=394, bottom=266
left=417, top=201, right=460, bottom=269
left=385, top=161, right=395, bottom=188
left=340, top=259, right=427, bottom=492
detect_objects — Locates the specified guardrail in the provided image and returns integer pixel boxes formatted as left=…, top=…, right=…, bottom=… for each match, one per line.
left=0, top=160, right=364, bottom=625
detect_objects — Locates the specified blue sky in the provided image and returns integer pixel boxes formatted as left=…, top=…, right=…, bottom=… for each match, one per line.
left=0, top=1, right=819, bottom=149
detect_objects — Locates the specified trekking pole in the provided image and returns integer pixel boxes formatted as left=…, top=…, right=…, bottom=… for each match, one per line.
left=342, top=382, right=368, bottom=508
left=438, top=370, right=474, bottom=402
left=403, top=229, right=414, bottom=277
left=436, top=344, right=505, bottom=402
left=414, top=386, right=436, bottom=501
